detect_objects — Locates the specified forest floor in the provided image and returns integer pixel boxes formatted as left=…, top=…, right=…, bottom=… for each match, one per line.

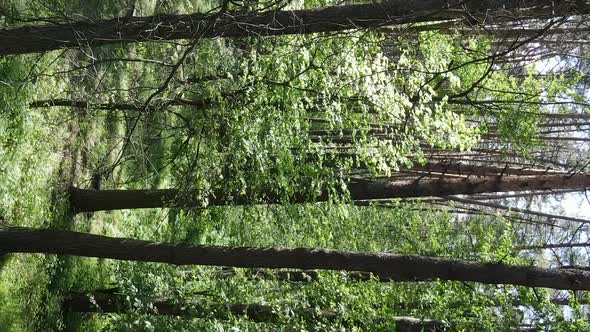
left=0, top=1, right=223, bottom=328
left=2, top=6, right=132, bottom=331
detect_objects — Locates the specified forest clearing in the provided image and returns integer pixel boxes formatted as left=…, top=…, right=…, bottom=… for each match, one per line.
left=1, top=0, right=590, bottom=331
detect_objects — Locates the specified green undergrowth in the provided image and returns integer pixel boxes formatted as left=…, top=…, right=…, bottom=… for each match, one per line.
left=0, top=54, right=89, bottom=331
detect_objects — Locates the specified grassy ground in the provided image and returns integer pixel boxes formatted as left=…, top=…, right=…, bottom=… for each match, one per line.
left=0, top=1, right=197, bottom=330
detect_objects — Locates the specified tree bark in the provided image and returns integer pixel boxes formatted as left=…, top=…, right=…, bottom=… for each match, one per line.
left=64, top=291, right=279, bottom=322
left=29, top=98, right=212, bottom=111
left=539, top=112, right=590, bottom=120
left=2, top=225, right=590, bottom=290
left=1, top=0, right=587, bottom=55
left=69, top=174, right=590, bottom=212
left=216, top=267, right=432, bottom=282
left=410, top=162, right=563, bottom=177
left=516, top=242, right=590, bottom=250
left=64, top=291, right=448, bottom=330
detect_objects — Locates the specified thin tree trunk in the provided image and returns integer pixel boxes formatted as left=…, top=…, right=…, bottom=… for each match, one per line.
left=1, top=0, right=587, bottom=55
left=538, top=121, right=590, bottom=129
left=447, top=189, right=583, bottom=201
left=363, top=200, right=566, bottom=228
left=2, top=225, right=590, bottom=290
left=443, top=196, right=590, bottom=225
left=69, top=174, right=590, bottom=212
left=483, top=133, right=590, bottom=143
left=64, top=291, right=448, bottom=330
left=388, top=21, right=590, bottom=38
left=216, top=267, right=429, bottom=282
left=64, top=291, right=278, bottom=322
left=29, top=98, right=212, bottom=111
left=516, top=242, right=590, bottom=250
left=410, top=162, right=563, bottom=177
left=548, top=297, right=589, bottom=305
left=560, top=265, right=590, bottom=271
left=539, top=112, right=590, bottom=120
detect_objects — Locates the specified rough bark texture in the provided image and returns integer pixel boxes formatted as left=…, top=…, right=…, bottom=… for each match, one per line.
left=1, top=0, right=587, bottom=55
left=2, top=225, right=590, bottom=290
left=69, top=174, right=590, bottom=212
left=64, top=291, right=448, bottom=330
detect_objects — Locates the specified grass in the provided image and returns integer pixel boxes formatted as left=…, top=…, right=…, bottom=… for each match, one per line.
left=0, top=1, right=226, bottom=329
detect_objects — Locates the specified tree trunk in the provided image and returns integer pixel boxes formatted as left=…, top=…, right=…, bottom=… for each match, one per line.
left=539, top=112, right=590, bottom=120
left=2, top=225, right=590, bottom=290
left=29, top=98, right=212, bottom=111
left=69, top=174, right=590, bottom=212
left=443, top=196, right=590, bottom=225
left=1, top=0, right=587, bottom=55
left=64, top=291, right=448, bottom=330
left=548, top=297, right=589, bottom=305
left=409, top=162, right=564, bottom=177
left=216, top=267, right=432, bottom=282
left=64, top=291, right=279, bottom=322
left=516, top=242, right=590, bottom=250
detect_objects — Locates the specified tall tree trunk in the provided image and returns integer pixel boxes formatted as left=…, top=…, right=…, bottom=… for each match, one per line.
left=29, top=98, right=212, bottom=111
left=2, top=225, right=590, bottom=290
left=68, top=174, right=590, bottom=212
left=215, top=267, right=428, bottom=282
left=64, top=291, right=279, bottom=322
left=539, top=112, right=590, bottom=121
left=64, top=291, right=448, bottom=330
left=409, top=162, right=564, bottom=177
left=516, top=242, right=590, bottom=250
left=1, top=0, right=587, bottom=55
left=443, top=196, right=590, bottom=225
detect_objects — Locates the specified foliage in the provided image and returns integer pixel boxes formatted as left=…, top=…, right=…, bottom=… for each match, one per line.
left=0, top=0, right=588, bottom=331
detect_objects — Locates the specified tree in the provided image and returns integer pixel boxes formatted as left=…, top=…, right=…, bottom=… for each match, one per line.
left=2, top=224, right=590, bottom=290
left=64, top=291, right=281, bottom=323
left=0, top=0, right=587, bottom=55
left=516, top=242, right=590, bottom=250
left=215, top=267, right=420, bottom=282
left=68, top=173, right=590, bottom=212
left=28, top=97, right=212, bottom=111
left=64, top=291, right=448, bottom=330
